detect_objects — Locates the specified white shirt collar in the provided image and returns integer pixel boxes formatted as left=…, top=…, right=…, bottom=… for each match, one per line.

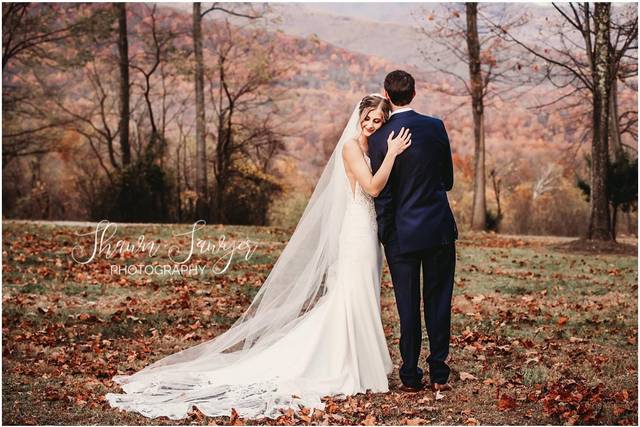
left=390, top=107, right=413, bottom=117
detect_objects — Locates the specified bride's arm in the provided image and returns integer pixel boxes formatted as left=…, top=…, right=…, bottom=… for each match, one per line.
left=342, top=128, right=411, bottom=197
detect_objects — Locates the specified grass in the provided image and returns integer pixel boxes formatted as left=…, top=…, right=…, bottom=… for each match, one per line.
left=2, top=221, right=637, bottom=425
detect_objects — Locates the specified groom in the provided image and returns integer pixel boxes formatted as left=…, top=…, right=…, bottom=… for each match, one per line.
left=368, top=70, right=458, bottom=392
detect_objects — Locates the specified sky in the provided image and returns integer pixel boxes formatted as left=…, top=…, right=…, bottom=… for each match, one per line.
left=301, top=2, right=422, bottom=24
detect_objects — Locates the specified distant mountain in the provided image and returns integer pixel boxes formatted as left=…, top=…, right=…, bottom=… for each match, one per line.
left=268, top=3, right=431, bottom=70
left=295, top=2, right=557, bottom=26
left=266, top=3, right=559, bottom=74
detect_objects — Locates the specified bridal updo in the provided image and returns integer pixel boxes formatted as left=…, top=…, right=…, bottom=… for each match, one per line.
left=358, top=94, right=391, bottom=128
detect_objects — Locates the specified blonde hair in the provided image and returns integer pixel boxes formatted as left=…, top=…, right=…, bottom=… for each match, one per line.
left=358, top=95, right=391, bottom=129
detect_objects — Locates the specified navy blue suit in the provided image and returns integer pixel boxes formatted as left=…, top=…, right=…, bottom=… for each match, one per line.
left=368, top=109, right=458, bottom=387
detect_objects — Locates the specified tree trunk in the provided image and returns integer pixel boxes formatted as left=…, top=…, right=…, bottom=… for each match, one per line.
left=116, top=3, right=130, bottom=166
left=175, top=145, right=182, bottom=222
left=588, top=3, right=613, bottom=241
left=490, top=169, right=502, bottom=219
left=213, top=112, right=231, bottom=224
left=193, top=3, right=209, bottom=221
left=611, top=204, right=618, bottom=241
left=609, top=77, right=624, bottom=162
left=466, top=2, right=487, bottom=231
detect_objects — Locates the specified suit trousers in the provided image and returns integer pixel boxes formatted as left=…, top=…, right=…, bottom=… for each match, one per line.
left=384, top=234, right=456, bottom=387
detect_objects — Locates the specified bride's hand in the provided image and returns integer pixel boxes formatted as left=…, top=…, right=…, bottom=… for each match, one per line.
left=387, top=127, right=412, bottom=157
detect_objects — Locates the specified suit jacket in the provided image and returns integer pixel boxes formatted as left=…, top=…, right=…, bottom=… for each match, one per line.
left=368, top=109, right=458, bottom=254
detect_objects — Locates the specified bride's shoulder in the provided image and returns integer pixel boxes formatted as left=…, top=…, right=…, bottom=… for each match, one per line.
left=342, top=139, right=364, bottom=167
left=342, top=137, right=359, bottom=155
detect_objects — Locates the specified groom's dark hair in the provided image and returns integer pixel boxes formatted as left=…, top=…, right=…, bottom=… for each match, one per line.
left=384, top=70, right=415, bottom=106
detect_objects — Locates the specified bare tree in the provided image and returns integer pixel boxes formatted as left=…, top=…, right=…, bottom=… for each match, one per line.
left=54, top=61, right=121, bottom=183
left=465, top=3, right=487, bottom=230
left=2, top=4, right=111, bottom=167
left=2, top=3, right=101, bottom=69
left=130, top=4, right=179, bottom=160
left=417, top=3, right=529, bottom=231
left=607, top=5, right=638, bottom=160
left=589, top=3, right=612, bottom=240
left=115, top=3, right=131, bottom=166
left=489, top=168, right=502, bottom=225
left=532, top=164, right=561, bottom=200
left=192, top=2, right=263, bottom=222
left=485, top=3, right=637, bottom=240
left=193, top=3, right=208, bottom=220
left=206, top=21, right=287, bottom=224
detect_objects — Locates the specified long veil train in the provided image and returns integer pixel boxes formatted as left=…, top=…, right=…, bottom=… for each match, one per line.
left=106, top=98, right=373, bottom=419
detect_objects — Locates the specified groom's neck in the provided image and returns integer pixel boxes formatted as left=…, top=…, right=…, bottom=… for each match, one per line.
left=391, top=103, right=411, bottom=112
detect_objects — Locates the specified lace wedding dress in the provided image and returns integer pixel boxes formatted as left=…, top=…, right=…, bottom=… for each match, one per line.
left=105, top=99, right=393, bottom=420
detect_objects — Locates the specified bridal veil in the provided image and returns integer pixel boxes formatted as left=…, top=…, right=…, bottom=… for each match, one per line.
left=106, top=96, right=380, bottom=418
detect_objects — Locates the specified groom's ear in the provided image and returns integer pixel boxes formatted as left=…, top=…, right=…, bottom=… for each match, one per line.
left=383, top=89, right=390, bottom=101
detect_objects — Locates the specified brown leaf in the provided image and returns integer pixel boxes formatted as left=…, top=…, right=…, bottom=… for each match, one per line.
left=362, top=414, right=377, bottom=425
left=614, top=389, right=630, bottom=402
left=311, top=408, right=325, bottom=420
left=190, top=407, right=205, bottom=422
left=298, top=413, right=312, bottom=423
left=613, top=405, right=627, bottom=416
left=497, top=393, right=516, bottom=410
left=229, top=408, right=244, bottom=426
left=459, top=371, right=477, bottom=381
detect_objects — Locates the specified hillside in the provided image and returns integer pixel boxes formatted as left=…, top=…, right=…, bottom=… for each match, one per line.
left=151, top=4, right=637, bottom=190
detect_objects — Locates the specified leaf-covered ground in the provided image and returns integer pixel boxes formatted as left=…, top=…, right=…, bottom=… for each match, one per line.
left=2, top=221, right=638, bottom=425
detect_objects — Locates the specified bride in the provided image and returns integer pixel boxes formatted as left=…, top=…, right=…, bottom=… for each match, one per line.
left=106, top=94, right=412, bottom=420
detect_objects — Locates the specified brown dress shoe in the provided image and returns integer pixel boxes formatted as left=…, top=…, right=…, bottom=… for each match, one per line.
left=399, top=382, right=425, bottom=393
left=429, top=382, right=452, bottom=392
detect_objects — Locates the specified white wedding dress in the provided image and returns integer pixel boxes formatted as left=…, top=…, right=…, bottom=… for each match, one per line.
left=106, top=100, right=393, bottom=420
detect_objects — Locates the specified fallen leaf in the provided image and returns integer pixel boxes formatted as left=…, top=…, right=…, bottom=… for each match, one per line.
left=362, top=414, right=377, bottom=425
left=497, top=393, right=516, bottom=410
left=460, top=371, right=477, bottom=381
left=613, top=405, right=627, bottom=416
left=229, top=408, right=244, bottom=425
